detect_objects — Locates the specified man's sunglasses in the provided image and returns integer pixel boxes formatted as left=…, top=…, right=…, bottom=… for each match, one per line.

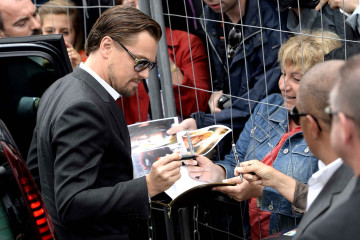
left=324, top=106, right=339, bottom=121
left=290, top=106, right=322, bottom=131
left=117, top=41, right=156, bottom=72
left=324, top=105, right=355, bottom=122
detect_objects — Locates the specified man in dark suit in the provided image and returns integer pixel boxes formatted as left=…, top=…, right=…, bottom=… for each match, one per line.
left=297, top=53, right=360, bottom=240
left=234, top=60, right=356, bottom=237
left=26, top=6, right=185, bottom=239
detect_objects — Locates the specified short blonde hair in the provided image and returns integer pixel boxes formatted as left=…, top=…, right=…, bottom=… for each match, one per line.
left=278, top=31, right=342, bottom=72
left=39, top=0, right=83, bottom=51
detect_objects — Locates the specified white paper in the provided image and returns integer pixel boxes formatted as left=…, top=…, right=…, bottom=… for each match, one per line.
left=165, top=166, right=206, bottom=200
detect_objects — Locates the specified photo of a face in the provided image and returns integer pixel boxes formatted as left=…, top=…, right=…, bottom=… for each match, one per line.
left=129, top=118, right=177, bottom=153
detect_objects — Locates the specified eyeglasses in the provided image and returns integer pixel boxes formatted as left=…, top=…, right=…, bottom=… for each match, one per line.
left=117, top=41, right=156, bottom=72
left=324, top=105, right=355, bottom=122
left=290, top=106, right=322, bottom=131
left=324, top=106, right=339, bottom=121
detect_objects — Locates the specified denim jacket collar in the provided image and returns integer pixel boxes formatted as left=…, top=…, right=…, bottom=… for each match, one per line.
left=258, top=100, right=289, bottom=133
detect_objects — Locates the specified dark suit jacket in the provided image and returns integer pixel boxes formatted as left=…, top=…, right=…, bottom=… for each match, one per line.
left=294, top=163, right=356, bottom=239
left=27, top=67, right=150, bottom=240
left=298, top=177, right=360, bottom=240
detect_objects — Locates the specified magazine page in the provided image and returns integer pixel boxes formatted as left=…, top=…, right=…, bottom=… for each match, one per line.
left=129, top=119, right=233, bottom=199
left=129, top=117, right=185, bottom=178
left=177, top=125, right=232, bottom=156
left=165, top=166, right=206, bottom=199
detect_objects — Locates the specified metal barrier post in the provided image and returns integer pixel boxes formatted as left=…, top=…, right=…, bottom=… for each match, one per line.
left=149, top=0, right=177, bottom=118
left=138, top=0, right=164, bottom=120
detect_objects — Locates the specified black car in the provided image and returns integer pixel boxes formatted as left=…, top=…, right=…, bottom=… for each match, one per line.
left=0, top=119, right=55, bottom=240
left=0, top=35, right=72, bottom=240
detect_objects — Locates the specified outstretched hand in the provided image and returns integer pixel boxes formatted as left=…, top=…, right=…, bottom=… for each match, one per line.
left=235, top=160, right=297, bottom=203
left=234, top=160, right=278, bottom=187
left=213, top=177, right=262, bottom=202
left=166, top=118, right=197, bottom=135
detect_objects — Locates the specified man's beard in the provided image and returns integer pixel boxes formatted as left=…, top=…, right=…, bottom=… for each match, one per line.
left=108, top=67, right=142, bottom=97
left=119, top=78, right=142, bottom=97
left=109, top=74, right=142, bottom=97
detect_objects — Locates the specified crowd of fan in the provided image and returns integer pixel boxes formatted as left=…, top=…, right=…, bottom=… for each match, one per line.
left=1, top=0, right=360, bottom=239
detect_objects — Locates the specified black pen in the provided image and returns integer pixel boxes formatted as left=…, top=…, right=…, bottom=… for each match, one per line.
left=181, top=154, right=196, bottom=160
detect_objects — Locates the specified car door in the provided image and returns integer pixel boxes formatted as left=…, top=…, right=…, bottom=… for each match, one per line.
left=0, top=34, right=72, bottom=158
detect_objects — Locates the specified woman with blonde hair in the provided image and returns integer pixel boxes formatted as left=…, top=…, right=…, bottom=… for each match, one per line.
left=187, top=31, right=342, bottom=239
left=39, top=0, right=85, bottom=69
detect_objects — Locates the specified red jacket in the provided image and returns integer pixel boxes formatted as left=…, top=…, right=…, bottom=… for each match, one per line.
left=121, top=27, right=210, bottom=125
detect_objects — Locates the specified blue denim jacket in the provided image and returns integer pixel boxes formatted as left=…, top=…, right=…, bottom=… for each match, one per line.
left=216, top=94, right=319, bottom=234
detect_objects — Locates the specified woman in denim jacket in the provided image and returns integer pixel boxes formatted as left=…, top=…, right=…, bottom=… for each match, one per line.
left=187, top=31, right=341, bottom=239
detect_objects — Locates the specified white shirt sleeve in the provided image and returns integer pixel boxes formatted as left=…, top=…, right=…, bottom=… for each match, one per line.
left=346, top=3, right=360, bottom=33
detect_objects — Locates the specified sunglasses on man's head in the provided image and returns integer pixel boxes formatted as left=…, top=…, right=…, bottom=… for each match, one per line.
left=117, top=41, right=156, bottom=72
left=290, top=106, right=322, bottom=131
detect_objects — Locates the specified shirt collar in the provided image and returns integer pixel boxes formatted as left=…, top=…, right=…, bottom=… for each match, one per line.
left=309, top=158, right=344, bottom=185
left=79, top=62, right=121, bottom=100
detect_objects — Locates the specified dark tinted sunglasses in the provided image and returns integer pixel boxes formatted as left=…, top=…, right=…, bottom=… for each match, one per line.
left=117, top=41, right=156, bottom=72
left=290, top=106, right=322, bottom=131
left=227, top=27, right=242, bottom=58
left=228, top=27, right=242, bottom=49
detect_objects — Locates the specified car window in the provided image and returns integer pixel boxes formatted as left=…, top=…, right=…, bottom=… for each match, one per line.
left=0, top=55, right=58, bottom=158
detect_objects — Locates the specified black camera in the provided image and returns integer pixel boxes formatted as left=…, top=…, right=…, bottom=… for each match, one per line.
left=218, top=95, right=231, bottom=110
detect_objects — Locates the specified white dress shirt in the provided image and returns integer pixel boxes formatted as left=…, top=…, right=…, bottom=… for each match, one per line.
left=79, top=63, right=120, bottom=100
left=306, top=158, right=343, bottom=211
left=346, top=2, right=360, bottom=34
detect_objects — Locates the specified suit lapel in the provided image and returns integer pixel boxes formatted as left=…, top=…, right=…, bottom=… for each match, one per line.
left=72, top=67, right=131, bottom=151
left=298, top=164, right=353, bottom=232
left=109, top=99, right=131, bottom=150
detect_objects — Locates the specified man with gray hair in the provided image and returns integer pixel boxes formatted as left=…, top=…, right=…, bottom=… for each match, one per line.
left=298, top=55, right=360, bottom=239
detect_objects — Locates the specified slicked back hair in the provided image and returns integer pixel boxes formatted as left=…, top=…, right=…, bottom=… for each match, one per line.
left=85, top=5, right=162, bottom=56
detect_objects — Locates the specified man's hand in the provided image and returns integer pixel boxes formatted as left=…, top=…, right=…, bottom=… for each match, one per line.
left=167, top=118, right=197, bottom=135
left=213, top=177, right=263, bottom=202
left=187, top=155, right=226, bottom=183
left=146, top=152, right=182, bottom=197
left=208, top=90, right=223, bottom=113
left=316, top=0, right=358, bottom=13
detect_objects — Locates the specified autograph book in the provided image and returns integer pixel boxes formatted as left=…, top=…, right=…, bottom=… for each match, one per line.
left=128, top=117, right=234, bottom=213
